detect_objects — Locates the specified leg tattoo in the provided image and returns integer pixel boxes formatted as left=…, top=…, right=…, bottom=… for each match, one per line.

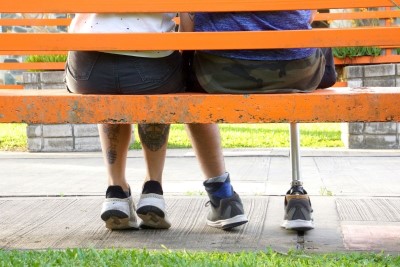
left=138, top=124, right=170, bottom=151
left=103, top=124, right=120, bottom=164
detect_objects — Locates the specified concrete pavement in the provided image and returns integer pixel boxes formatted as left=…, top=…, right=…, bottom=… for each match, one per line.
left=0, top=148, right=399, bottom=252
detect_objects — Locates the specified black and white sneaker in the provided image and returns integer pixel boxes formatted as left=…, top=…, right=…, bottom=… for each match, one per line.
left=281, top=186, right=314, bottom=231
left=206, top=192, right=248, bottom=230
left=100, top=185, right=139, bottom=230
left=136, top=193, right=171, bottom=229
left=136, top=181, right=171, bottom=229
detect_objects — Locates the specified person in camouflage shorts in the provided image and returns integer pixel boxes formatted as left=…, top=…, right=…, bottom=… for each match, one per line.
left=181, top=11, right=335, bottom=94
left=180, top=10, right=336, bottom=232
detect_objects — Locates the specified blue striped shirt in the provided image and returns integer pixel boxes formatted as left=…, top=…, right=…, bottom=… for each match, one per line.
left=194, top=11, right=316, bottom=61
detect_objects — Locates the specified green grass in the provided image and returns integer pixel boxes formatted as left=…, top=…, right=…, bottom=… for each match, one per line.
left=0, top=123, right=343, bottom=151
left=25, top=54, right=68, bottom=63
left=0, top=248, right=399, bottom=266
left=0, top=123, right=28, bottom=151
left=333, top=46, right=382, bottom=59
left=131, top=123, right=344, bottom=149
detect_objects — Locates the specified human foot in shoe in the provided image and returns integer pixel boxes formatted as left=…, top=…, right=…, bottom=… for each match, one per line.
left=136, top=181, right=171, bottom=229
left=100, top=185, right=139, bottom=230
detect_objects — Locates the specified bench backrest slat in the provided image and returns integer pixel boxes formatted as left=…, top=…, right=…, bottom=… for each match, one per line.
left=0, top=62, right=64, bottom=71
left=315, top=9, right=400, bottom=21
left=0, top=0, right=395, bottom=13
left=0, top=28, right=399, bottom=52
left=1, top=11, right=399, bottom=26
left=0, top=18, right=71, bottom=27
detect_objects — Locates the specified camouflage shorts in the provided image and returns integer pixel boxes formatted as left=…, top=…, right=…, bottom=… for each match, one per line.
left=193, top=49, right=326, bottom=94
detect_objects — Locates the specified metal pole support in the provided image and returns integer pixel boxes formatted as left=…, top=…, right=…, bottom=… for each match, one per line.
left=289, top=122, right=303, bottom=187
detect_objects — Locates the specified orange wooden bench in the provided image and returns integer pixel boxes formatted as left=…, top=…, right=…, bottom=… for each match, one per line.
left=1, top=0, right=400, bottom=186
left=0, top=5, right=399, bottom=71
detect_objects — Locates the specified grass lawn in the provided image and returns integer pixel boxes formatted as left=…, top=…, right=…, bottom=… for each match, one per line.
left=0, top=123, right=28, bottom=151
left=0, top=123, right=344, bottom=151
left=131, top=123, right=344, bottom=149
left=0, top=248, right=399, bottom=266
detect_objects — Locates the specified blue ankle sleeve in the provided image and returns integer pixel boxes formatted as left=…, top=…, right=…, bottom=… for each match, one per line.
left=212, top=181, right=233, bottom=198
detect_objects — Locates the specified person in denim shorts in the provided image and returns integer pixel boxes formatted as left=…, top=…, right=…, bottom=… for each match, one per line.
left=180, top=11, right=337, bottom=232
left=65, top=13, right=185, bottom=231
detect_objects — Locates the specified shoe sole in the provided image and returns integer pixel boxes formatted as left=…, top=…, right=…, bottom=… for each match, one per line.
left=104, top=216, right=139, bottom=230
left=137, top=206, right=171, bottom=229
left=101, top=210, right=139, bottom=230
left=207, top=214, right=248, bottom=230
left=281, top=219, right=314, bottom=231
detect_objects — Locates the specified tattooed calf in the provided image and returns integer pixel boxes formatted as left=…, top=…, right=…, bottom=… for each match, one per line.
left=103, top=124, right=120, bottom=164
left=138, top=124, right=170, bottom=151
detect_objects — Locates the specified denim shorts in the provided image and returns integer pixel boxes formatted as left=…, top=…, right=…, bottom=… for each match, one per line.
left=65, top=51, right=184, bottom=95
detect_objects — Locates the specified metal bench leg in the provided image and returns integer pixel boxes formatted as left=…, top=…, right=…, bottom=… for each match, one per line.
left=290, top=122, right=303, bottom=187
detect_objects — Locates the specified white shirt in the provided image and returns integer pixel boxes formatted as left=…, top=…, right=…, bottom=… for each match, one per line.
left=69, top=13, right=176, bottom=57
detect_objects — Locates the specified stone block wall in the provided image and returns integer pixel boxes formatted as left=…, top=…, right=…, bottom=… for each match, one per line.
left=342, top=63, right=400, bottom=149
left=27, top=124, right=102, bottom=152
left=23, top=71, right=102, bottom=152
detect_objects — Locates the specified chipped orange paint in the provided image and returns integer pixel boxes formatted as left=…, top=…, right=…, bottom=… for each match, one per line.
left=1, top=88, right=400, bottom=124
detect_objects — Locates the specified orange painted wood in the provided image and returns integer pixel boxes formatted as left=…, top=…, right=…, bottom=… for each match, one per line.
left=0, top=51, right=67, bottom=56
left=5, top=55, right=400, bottom=73
left=334, top=55, right=400, bottom=65
left=0, top=28, right=399, bottom=52
left=1, top=2, right=399, bottom=127
left=0, top=85, right=23, bottom=90
left=1, top=12, right=398, bottom=27
left=0, top=18, right=71, bottom=26
left=1, top=11, right=398, bottom=27
left=332, top=82, right=348, bottom=87
left=0, top=0, right=394, bottom=13
left=0, top=62, right=65, bottom=71
left=315, top=10, right=400, bottom=21
left=1, top=88, right=400, bottom=124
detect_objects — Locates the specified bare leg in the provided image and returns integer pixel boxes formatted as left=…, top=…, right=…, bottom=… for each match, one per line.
left=185, top=123, right=226, bottom=178
left=186, top=123, right=248, bottom=230
left=138, top=123, right=170, bottom=183
left=98, top=124, right=132, bottom=192
left=98, top=123, right=139, bottom=230
left=136, top=123, right=171, bottom=229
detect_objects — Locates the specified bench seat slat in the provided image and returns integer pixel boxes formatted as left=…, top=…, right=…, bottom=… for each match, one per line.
left=1, top=88, right=399, bottom=124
